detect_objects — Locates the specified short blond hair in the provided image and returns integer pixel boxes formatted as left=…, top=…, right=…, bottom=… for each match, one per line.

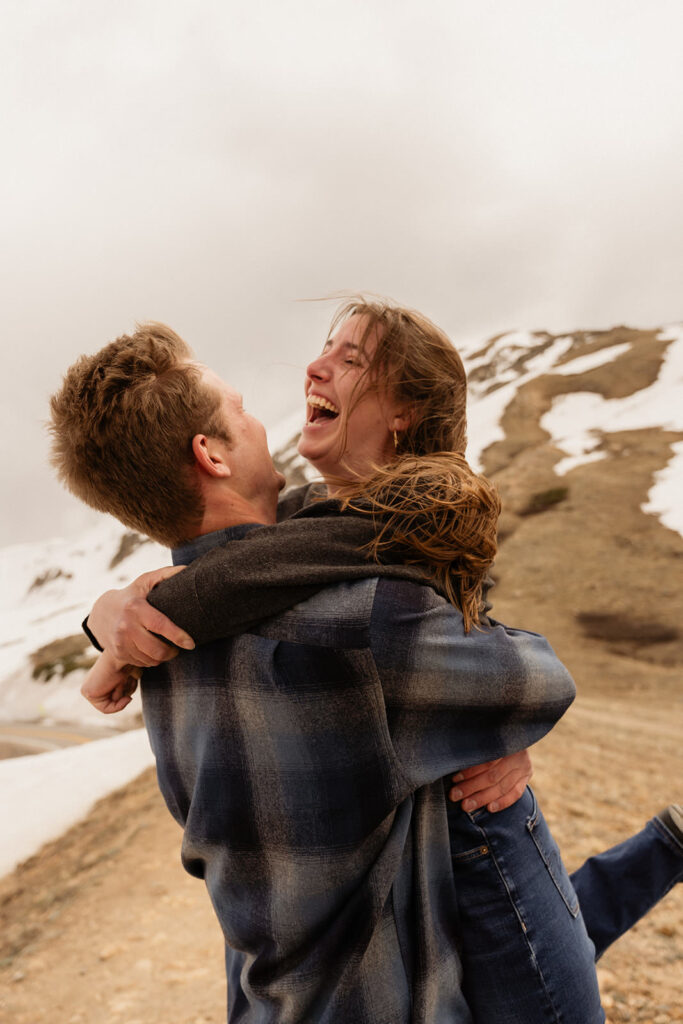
left=49, top=323, right=230, bottom=546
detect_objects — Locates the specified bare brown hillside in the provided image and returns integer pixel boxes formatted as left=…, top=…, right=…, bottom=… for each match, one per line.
left=1, top=694, right=680, bottom=1024
left=1, top=327, right=681, bottom=1023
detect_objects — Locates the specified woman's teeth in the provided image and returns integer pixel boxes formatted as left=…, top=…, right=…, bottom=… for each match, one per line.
left=307, top=395, right=340, bottom=415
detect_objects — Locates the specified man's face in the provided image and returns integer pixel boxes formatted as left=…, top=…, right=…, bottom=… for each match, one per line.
left=197, top=365, right=286, bottom=504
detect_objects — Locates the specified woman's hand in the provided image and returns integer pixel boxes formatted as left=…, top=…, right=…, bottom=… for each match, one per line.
left=448, top=749, right=533, bottom=813
left=87, top=565, right=195, bottom=667
left=81, top=651, right=142, bottom=714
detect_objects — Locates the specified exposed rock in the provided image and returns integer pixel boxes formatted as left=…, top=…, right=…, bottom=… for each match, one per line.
left=27, top=568, right=73, bottom=593
left=30, top=635, right=97, bottom=682
left=519, top=486, right=569, bottom=516
left=109, top=532, right=151, bottom=570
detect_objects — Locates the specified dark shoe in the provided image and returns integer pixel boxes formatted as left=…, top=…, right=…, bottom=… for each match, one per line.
left=656, top=805, right=683, bottom=853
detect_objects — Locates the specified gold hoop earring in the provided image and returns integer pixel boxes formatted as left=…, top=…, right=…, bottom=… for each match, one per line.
left=393, top=430, right=399, bottom=450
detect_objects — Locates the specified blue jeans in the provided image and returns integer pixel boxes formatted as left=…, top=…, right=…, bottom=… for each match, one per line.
left=572, top=811, right=683, bottom=958
left=448, top=788, right=683, bottom=1024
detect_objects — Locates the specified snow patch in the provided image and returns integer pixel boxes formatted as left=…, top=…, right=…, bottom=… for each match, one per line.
left=0, top=729, right=155, bottom=877
left=554, top=450, right=608, bottom=476
left=642, top=439, right=683, bottom=537
left=553, top=342, right=632, bottom=377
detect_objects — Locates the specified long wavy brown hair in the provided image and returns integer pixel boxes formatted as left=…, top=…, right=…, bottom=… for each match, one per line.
left=329, top=298, right=501, bottom=631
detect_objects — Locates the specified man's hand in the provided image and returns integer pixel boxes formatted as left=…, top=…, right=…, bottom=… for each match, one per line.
left=81, top=651, right=142, bottom=714
left=88, top=565, right=195, bottom=666
left=448, top=749, right=533, bottom=813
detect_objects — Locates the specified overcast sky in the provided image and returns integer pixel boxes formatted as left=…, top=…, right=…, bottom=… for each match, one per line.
left=2, top=0, right=682, bottom=546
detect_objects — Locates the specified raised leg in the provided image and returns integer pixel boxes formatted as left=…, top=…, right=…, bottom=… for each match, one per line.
left=570, top=806, right=683, bottom=959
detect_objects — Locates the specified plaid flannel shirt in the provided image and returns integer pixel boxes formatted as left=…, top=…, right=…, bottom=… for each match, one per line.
left=142, top=525, right=575, bottom=1023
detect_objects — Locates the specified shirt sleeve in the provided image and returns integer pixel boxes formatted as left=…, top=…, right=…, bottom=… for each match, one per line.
left=369, top=579, right=576, bottom=787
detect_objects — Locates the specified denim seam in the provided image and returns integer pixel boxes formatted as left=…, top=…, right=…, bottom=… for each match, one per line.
left=466, top=811, right=563, bottom=1024
left=526, top=817, right=580, bottom=918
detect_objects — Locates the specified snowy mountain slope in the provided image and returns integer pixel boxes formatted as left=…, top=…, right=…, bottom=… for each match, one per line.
left=461, top=324, right=683, bottom=535
left=0, top=520, right=168, bottom=728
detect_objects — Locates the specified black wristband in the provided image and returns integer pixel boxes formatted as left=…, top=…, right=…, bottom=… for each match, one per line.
left=82, top=616, right=104, bottom=652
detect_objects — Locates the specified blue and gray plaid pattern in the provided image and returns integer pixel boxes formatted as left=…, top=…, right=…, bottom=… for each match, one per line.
left=142, top=529, right=575, bottom=1023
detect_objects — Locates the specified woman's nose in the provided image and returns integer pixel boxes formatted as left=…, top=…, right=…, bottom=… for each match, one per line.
left=306, top=353, right=331, bottom=382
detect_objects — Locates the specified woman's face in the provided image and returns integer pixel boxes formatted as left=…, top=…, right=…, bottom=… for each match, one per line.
left=297, top=314, right=403, bottom=486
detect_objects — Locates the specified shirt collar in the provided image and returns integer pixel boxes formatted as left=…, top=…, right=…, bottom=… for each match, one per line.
left=172, top=523, right=263, bottom=565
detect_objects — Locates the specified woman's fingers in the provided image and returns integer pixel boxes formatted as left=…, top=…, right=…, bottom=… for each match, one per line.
left=112, top=597, right=194, bottom=664
left=133, top=564, right=188, bottom=594
left=448, top=750, right=533, bottom=812
left=88, top=566, right=195, bottom=665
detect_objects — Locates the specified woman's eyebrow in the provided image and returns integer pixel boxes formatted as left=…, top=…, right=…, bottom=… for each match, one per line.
left=321, top=339, right=360, bottom=355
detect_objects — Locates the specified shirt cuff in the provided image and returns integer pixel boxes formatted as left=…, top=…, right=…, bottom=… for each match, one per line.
left=82, top=616, right=104, bottom=652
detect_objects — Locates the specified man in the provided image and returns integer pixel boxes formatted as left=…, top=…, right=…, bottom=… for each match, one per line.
left=49, top=323, right=597, bottom=1022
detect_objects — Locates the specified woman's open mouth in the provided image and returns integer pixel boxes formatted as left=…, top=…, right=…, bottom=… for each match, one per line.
left=305, top=394, right=340, bottom=427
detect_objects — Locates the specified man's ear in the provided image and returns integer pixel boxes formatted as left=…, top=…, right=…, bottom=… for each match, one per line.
left=191, top=434, right=232, bottom=479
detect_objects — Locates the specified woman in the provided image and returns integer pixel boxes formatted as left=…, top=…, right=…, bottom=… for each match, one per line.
left=84, top=299, right=682, bottom=1022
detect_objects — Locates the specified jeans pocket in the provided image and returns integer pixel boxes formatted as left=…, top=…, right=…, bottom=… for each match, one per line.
left=451, top=841, right=492, bottom=865
left=526, top=791, right=580, bottom=917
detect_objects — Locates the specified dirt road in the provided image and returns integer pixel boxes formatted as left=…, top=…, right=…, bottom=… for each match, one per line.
left=0, top=722, right=116, bottom=760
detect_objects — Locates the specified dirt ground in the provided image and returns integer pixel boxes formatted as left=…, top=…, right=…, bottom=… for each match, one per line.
left=1, top=333, right=682, bottom=1022
left=1, top=688, right=681, bottom=1024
